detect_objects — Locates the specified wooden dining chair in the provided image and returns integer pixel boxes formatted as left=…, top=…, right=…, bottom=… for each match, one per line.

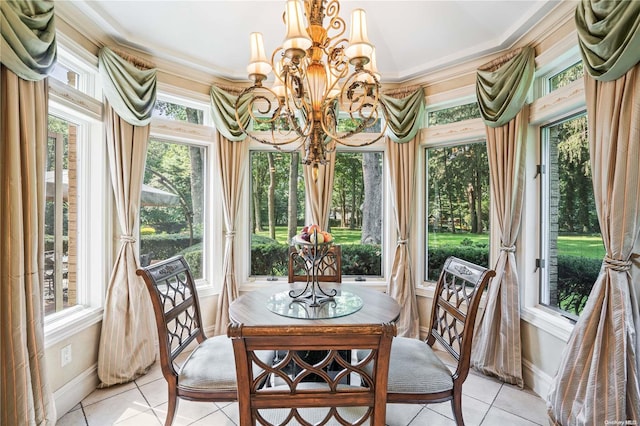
left=228, top=322, right=396, bottom=426
left=137, top=255, right=273, bottom=426
left=288, top=244, right=342, bottom=283
left=370, top=256, right=494, bottom=426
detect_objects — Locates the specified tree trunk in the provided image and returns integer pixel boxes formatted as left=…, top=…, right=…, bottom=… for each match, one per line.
left=188, top=147, right=203, bottom=227
left=287, top=152, right=299, bottom=241
left=349, top=172, right=357, bottom=229
left=253, top=179, right=263, bottom=232
left=267, top=153, right=276, bottom=240
left=467, top=182, right=477, bottom=233
left=475, top=166, right=483, bottom=233
left=361, top=152, right=381, bottom=244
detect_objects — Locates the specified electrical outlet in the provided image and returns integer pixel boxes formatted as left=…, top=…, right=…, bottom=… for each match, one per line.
left=61, top=344, right=72, bottom=367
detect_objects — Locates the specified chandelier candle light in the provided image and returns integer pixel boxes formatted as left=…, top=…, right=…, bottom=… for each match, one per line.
left=237, top=0, right=387, bottom=178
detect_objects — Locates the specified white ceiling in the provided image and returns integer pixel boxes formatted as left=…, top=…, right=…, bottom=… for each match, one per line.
left=59, top=0, right=561, bottom=83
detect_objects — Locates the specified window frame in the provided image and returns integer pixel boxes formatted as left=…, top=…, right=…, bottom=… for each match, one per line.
left=522, top=50, right=587, bottom=342
left=239, top=136, right=391, bottom=291
left=45, top=60, right=109, bottom=347
left=148, top=100, right=219, bottom=296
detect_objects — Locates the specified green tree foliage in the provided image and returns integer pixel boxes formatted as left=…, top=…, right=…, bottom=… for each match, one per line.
left=427, top=102, right=480, bottom=127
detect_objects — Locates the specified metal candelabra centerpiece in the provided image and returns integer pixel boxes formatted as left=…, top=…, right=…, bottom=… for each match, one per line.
left=289, top=230, right=338, bottom=306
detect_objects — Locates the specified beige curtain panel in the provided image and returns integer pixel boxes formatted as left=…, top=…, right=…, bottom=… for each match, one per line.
left=380, top=88, right=424, bottom=338
left=97, top=49, right=158, bottom=386
left=471, top=47, right=534, bottom=388
left=0, top=65, right=57, bottom=426
left=1, top=2, right=57, bottom=423
left=213, top=132, right=248, bottom=335
left=302, top=151, right=336, bottom=229
left=547, top=4, right=640, bottom=422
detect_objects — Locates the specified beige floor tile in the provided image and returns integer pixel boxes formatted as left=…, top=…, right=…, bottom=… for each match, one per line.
left=221, top=402, right=239, bottom=424
left=461, top=372, right=504, bottom=405
left=113, top=409, right=161, bottom=425
left=427, top=394, right=491, bottom=426
left=410, top=407, right=457, bottom=426
left=135, top=361, right=164, bottom=386
left=153, top=399, right=218, bottom=426
left=57, top=407, right=87, bottom=426
left=385, top=403, right=424, bottom=426
left=83, top=388, right=151, bottom=425
left=82, top=381, right=137, bottom=406
left=492, top=383, right=548, bottom=425
left=481, top=406, right=541, bottom=425
left=190, top=409, right=237, bottom=426
left=138, top=378, right=169, bottom=407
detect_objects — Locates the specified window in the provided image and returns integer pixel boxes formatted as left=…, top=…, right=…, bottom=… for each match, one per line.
left=548, top=62, right=584, bottom=92
left=425, top=142, right=490, bottom=280
left=427, top=102, right=480, bottom=126
left=45, top=116, right=78, bottom=315
left=249, top=151, right=305, bottom=277
left=331, top=151, right=383, bottom=277
left=540, top=114, right=603, bottom=317
left=153, top=99, right=204, bottom=124
left=140, top=139, right=206, bottom=279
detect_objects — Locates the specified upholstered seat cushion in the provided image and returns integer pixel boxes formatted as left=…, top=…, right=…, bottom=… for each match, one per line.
left=358, top=336, right=453, bottom=394
left=179, top=335, right=273, bottom=392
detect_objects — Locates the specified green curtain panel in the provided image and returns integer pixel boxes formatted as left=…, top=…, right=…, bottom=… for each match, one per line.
left=476, top=46, right=534, bottom=128
left=0, top=0, right=57, bottom=81
left=98, top=47, right=157, bottom=126
left=210, top=85, right=252, bottom=142
left=576, top=0, right=640, bottom=81
left=381, top=89, right=425, bottom=143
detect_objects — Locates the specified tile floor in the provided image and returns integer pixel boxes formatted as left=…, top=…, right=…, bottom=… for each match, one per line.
left=57, top=350, right=549, bottom=426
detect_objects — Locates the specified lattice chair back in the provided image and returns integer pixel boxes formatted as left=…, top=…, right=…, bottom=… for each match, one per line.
left=228, top=322, right=396, bottom=426
left=288, top=245, right=342, bottom=283
left=137, top=255, right=205, bottom=380
left=428, top=256, right=495, bottom=384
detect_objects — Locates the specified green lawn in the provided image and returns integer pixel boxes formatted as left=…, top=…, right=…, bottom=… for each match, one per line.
left=255, top=227, right=605, bottom=259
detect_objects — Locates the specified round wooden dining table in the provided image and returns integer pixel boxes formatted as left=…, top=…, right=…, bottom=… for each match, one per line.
left=229, top=283, right=401, bottom=326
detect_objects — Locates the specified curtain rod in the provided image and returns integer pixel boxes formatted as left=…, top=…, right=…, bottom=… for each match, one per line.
left=382, top=84, right=424, bottom=99
left=478, top=47, right=524, bottom=72
left=108, top=47, right=155, bottom=70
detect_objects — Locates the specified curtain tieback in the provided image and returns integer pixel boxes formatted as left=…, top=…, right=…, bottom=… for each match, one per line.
left=500, top=245, right=516, bottom=253
left=120, top=234, right=136, bottom=243
left=397, top=238, right=408, bottom=245
left=604, top=256, right=632, bottom=272
left=225, top=231, right=236, bottom=240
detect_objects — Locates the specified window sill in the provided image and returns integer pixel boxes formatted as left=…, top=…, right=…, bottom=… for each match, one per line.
left=240, top=277, right=388, bottom=293
left=44, top=306, right=104, bottom=348
left=521, top=305, right=574, bottom=342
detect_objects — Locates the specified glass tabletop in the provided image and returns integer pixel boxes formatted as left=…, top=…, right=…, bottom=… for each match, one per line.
left=266, top=289, right=364, bottom=320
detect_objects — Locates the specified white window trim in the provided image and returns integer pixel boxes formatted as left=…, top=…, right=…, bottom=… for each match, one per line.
left=520, top=54, right=587, bottom=343
left=45, top=77, right=111, bottom=346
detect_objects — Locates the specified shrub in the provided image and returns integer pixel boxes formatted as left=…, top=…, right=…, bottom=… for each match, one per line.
left=426, top=246, right=489, bottom=281
left=140, top=234, right=202, bottom=262
left=140, top=226, right=156, bottom=235
left=251, top=243, right=289, bottom=276
left=341, top=245, right=382, bottom=276
left=556, top=255, right=601, bottom=315
left=180, top=243, right=203, bottom=278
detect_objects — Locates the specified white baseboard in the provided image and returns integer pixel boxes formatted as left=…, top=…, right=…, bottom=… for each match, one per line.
left=522, top=357, right=553, bottom=400
left=54, top=364, right=99, bottom=420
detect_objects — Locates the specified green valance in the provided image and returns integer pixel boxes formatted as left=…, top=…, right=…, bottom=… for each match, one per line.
left=381, top=89, right=425, bottom=143
left=576, top=0, right=640, bottom=81
left=98, top=47, right=157, bottom=126
left=209, top=85, right=251, bottom=142
left=0, top=0, right=56, bottom=81
left=476, top=46, right=535, bottom=128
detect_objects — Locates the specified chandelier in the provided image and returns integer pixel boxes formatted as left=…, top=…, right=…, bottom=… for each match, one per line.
left=235, top=0, right=387, bottom=173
